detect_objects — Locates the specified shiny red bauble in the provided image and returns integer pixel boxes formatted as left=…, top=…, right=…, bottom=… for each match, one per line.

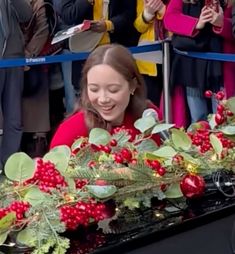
left=180, top=174, right=205, bottom=198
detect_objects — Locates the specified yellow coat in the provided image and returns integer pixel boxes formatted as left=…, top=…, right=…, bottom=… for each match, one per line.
left=134, top=1, right=165, bottom=76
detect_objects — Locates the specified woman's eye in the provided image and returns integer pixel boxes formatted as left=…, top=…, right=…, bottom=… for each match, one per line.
left=89, top=88, right=98, bottom=93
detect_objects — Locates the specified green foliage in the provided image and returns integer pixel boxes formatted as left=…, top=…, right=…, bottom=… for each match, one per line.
left=0, top=232, right=8, bottom=245
left=136, top=139, right=158, bottom=152
left=24, top=187, right=49, bottom=207
left=0, top=212, right=16, bottom=233
left=153, top=146, right=177, bottom=158
left=17, top=228, right=37, bottom=247
left=5, top=152, right=35, bottom=182
left=210, top=134, right=223, bottom=156
left=86, top=185, right=117, bottom=199
left=164, top=183, right=183, bottom=199
left=151, top=123, right=175, bottom=135
left=171, top=129, right=192, bottom=151
left=134, top=116, right=156, bottom=133
left=227, top=97, right=235, bottom=114
left=89, top=128, right=111, bottom=145
left=220, top=125, right=235, bottom=135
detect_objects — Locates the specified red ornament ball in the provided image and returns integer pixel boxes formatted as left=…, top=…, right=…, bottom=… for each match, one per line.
left=180, top=174, right=205, bottom=198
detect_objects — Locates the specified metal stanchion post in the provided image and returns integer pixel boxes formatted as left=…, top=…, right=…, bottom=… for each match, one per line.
left=162, top=40, right=171, bottom=123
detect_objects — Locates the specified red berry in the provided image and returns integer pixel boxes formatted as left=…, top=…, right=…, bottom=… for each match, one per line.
left=157, top=167, right=166, bottom=176
left=204, top=90, right=213, bottom=98
left=215, top=114, right=225, bottom=125
left=120, top=148, right=132, bottom=162
left=102, top=145, right=111, bottom=154
left=109, top=139, right=117, bottom=146
left=114, top=154, right=124, bottom=164
left=87, top=161, right=96, bottom=168
left=151, top=160, right=161, bottom=170
left=130, top=159, right=137, bottom=165
left=227, top=110, right=234, bottom=117
left=215, top=91, right=225, bottom=101
left=216, top=104, right=225, bottom=114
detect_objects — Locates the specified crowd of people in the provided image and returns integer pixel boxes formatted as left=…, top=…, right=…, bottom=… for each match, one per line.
left=0, top=0, right=235, bottom=170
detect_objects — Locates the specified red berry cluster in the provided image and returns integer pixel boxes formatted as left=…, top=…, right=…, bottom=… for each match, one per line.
left=0, top=201, right=30, bottom=221
left=188, top=130, right=235, bottom=153
left=60, top=201, right=106, bottom=230
left=75, top=179, right=88, bottom=189
left=112, top=126, right=136, bottom=142
left=113, top=148, right=135, bottom=164
left=25, top=159, right=67, bottom=192
left=204, top=90, right=234, bottom=125
left=145, top=159, right=166, bottom=176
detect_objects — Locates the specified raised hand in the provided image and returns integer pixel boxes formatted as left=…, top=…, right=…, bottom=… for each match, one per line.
left=195, top=6, right=213, bottom=29
left=90, top=20, right=107, bottom=33
left=209, top=6, right=224, bottom=27
left=144, top=0, right=164, bottom=15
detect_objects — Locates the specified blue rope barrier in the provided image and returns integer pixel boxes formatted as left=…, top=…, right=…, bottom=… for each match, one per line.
left=174, top=48, right=235, bottom=62
left=0, top=43, right=162, bottom=68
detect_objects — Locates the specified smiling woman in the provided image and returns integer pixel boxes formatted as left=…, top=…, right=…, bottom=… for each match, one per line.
left=50, top=44, right=162, bottom=149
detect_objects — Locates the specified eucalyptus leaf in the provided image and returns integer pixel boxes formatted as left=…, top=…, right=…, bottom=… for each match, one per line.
left=4, top=152, right=35, bottom=182
left=86, top=185, right=117, bottom=199
left=71, top=138, right=85, bottom=151
left=16, top=228, right=36, bottom=247
left=0, top=232, right=8, bottom=245
left=24, top=187, right=49, bottom=206
left=88, top=128, right=111, bottom=145
left=209, top=114, right=216, bottom=129
left=151, top=123, right=175, bottom=135
left=43, top=151, right=70, bottom=174
left=153, top=146, right=177, bottom=158
left=65, top=177, right=76, bottom=192
left=134, top=116, right=156, bottom=133
left=227, top=97, right=235, bottom=114
left=0, top=213, right=16, bottom=233
left=164, top=183, right=183, bottom=199
left=123, top=197, right=140, bottom=210
left=136, top=139, right=158, bottom=152
left=171, top=129, right=192, bottom=151
left=220, top=125, right=235, bottom=135
left=49, top=145, right=71, bottom=157
left=210, top=134, right=223, bottom=155
left=180, top=152, right=200, bottom=165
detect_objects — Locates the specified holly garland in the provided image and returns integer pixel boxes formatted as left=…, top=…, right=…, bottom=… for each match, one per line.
left=0, top=90, right=235, bottom=253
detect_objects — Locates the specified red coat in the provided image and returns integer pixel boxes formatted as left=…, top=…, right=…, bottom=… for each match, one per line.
left=50, top=105, right=162, bottom=149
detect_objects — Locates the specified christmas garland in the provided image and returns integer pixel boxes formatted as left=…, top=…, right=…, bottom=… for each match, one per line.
left=1, top=90, right=235, bottom=254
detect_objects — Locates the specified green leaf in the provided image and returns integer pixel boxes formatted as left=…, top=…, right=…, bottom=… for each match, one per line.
left=0, top=232, right=8, bottom=245
left=220, top=125, right=235, bottom=135
left=88, top=128, right=111, bottom=145
left=153, top=146, right=177, bottom=158
left=4, top=152, right=35, bottom=182
left=0, top=213, right=16, bottom=233
left=164, top=183, right=183, bottom=198
left=227, top=97, right=235, bottom=114
left=43, top=150, right=70, bottom=174
left=208, top=114, right=216, bottom=129
left=134, top=116, right=156, bottom=133
left=123, top=197, right=140, bottom=210
left=17, top=228, right=36, bottom=247
left=65, top=177, right=76, bottom=192
left=71, top=138, right=85, bottom=151
left=210, top=134, right=223, bottom=155
left=49, top=145, right=71, bottom=157
left=180, top=152, right=200, bottom=165
left=151, top=123, right=175, bottom=135
left=136, top=139, right=158, bottom=152
left=171, top=129, right=192, bottom=151
left=86, top=185, right=117, bottom=199
left=24, top=187, right=49, bottom=206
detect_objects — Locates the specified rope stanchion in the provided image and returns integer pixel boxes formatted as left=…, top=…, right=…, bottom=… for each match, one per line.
left=0, top=43, right=162, bottom=68
left=174, top=48, right=235, bottom=62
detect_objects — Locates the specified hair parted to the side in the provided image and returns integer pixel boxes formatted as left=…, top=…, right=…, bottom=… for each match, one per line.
left=78, top=44, right=148, bottom=131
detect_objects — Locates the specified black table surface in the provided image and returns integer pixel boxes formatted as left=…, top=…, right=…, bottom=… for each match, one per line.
left=93, top=203, right=235, bottom=254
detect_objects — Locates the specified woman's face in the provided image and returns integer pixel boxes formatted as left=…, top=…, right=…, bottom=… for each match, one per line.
left=87, top=64, right=132, bottom=126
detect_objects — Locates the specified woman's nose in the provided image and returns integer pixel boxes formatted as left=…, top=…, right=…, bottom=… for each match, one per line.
left=98, top=93, right=111, bottom=103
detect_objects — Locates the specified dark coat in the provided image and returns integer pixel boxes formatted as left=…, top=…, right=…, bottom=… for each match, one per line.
left=61, top=0, right=140, bottom=46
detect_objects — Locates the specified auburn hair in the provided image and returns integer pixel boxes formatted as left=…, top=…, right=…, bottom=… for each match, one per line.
left=78, top=44, right=148, bottom=131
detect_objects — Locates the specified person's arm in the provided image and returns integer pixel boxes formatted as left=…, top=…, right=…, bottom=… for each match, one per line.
left=50, top=112, right=88, bottom=149
left=61, top=0, right=92, bottom=25
left=213, top=6, right=234, bottom=41
left=163, top=0, right=199, bottom=36
left=109, top=0, right=137, bottom=34
left=25, top=4, right=49, bottom=58
left=11, top=0, right=32, bottom=23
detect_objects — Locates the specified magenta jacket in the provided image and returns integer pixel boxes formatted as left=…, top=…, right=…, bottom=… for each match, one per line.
left=164, top=0, right=235, bottom=98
